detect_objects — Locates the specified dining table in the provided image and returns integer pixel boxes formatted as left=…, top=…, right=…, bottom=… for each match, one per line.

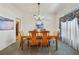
left=20, top=31, right=58, bottom=50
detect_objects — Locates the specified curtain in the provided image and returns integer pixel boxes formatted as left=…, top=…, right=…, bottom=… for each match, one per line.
left=61, top=22, right=65, bottom=42
left=61, top=17, right=79, bottom=51
left=67, top=21, right=71, bottom=46
left=61, top=21, right=67, bottom=43
left=71, top=19, right=75, bottom=48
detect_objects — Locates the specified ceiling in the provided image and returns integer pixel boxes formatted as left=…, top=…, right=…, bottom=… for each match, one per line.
left=10, top=3, right=61, bottom=16
left=0, top=3, right=79, bottom=19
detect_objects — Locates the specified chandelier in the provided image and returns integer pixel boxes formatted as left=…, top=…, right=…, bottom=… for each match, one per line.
left=33, top=3, right=44, bottom=29
left=33, top=3, right=44, bottom=21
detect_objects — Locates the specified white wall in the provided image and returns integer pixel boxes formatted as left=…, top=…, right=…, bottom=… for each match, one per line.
left=12, top=3, right=60, bottom=35
left=0, top=4, right=21, bottom=51
left=0, top=30, right=15, bottom=50
left=20, top=13, right=58, bottom=35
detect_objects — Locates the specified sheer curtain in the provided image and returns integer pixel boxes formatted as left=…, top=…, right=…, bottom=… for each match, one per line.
left=71, top=19, right=76, bottom=49
left=61, top=17, right=79, bottom=50
left=61, top=22, right=65, bottom=42
left=67, top=21, right=71, bottom=46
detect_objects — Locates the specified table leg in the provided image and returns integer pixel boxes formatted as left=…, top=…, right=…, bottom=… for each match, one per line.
left=20, top=37, right=23, bottom=50
left=56, top=37, right=58, bottom=50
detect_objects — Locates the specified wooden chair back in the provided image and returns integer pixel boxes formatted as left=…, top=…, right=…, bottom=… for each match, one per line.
left=29, top=31, right=37, bottom=44
left=41, top=31, right=50, bottom=44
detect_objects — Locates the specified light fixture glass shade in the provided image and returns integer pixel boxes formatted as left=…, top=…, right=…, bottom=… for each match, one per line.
left=33, top=15, right=44, bottom=21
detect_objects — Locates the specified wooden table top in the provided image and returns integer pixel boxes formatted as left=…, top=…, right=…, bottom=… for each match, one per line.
left=21, top=35, right=57, bottom=40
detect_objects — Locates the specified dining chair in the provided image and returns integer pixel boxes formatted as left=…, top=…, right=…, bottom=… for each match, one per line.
left=53, top=31, right=59, bottom=50
left=40, top=31, right=50, bottom=48
left=28, top=30, right=39, bottom=48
